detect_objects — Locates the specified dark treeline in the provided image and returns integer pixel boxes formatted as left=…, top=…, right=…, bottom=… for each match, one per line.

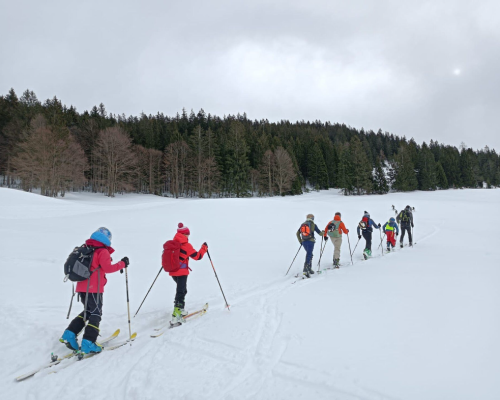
left=0, top=88, right=499, bottom=198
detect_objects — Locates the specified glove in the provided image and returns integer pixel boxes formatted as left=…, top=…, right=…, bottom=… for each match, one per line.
left=323, top=236, right=328, bottom=241
left=321, top=230, right=325, bottom=236
left=411, top=224, right=414, bottom=228
left=121, top=257, right=129, bottom=267
left=346, top=229, right=349, bottom=233
left=201, top=242, right=208, bottom=252
left=378, top=223, right=381, bottom=228
left=358, top=235, right=361, bottom=239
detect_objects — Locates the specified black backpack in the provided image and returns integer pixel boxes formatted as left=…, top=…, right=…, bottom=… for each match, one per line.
left=64, top=244, right=103, bottom=282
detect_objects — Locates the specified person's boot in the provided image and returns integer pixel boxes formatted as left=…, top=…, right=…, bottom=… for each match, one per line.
left=60, top=330, right=79, bottom=351
left=303, top=262, right=310, bottom=278
left=171, top=306, right=185, bottom=324
left=307, top=262, right=315, bottom=275
left=387, top=245, right=391, bottom=252
left=333, top=259, right=340, bottom=268
left=400, top=242, right=403, bottom=248
left=80, top=339, right=102, bottom=354
left=409, top=241, right=412, bottom=247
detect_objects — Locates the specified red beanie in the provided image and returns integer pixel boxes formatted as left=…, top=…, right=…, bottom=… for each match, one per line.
left=177, top=223, right=190, bottom=235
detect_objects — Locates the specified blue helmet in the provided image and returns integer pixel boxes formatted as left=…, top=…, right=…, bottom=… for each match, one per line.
left=390, top=217, right=395, bottom=223
left=90, top=227, right=112, bottom=246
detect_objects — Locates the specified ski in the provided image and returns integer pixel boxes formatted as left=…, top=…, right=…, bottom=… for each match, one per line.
left=15, top=329, right=120, bottom=382
left=77, top=332, right=137, bottom=360
left=151, top=303, right=209, bottom=338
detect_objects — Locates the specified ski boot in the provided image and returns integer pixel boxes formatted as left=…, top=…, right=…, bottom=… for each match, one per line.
left=171, top=306, right=185, bottom=325
left=333, top=259, right=340, bottom=268
left=303, top=262, right=311, bottom=278
left=363, top=249, right=372, bottom=260
left=80, top=339, right=102, bottom=355
left=409, top=242, right=412, bottom=247
left=60, top=330, right=79, bottom=351
left=307, top=263, right=315, bottom=275
left=386, top=245, right=391, bottom=252
left=400, top=242, right=403, bottom=248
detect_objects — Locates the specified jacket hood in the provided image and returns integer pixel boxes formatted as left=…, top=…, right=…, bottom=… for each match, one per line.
left=334, top=215, right=341, bottom=221
left=174, top=232, right=189, bottom=244
left=85, top=239, right=115, bottom=254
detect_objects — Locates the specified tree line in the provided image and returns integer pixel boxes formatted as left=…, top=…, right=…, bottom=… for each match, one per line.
left=0, top=88, right=499, bottom=198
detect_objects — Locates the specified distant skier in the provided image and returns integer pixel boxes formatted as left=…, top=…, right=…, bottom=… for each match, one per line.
left=296, top=214, right=324, bottom=278
left=356, top=211, right=381, bottom=259
left=323, top=212, right=349, bottom=267
left=396, top=205, right=414, bottom=247
left=166, top=223, right=208, bottom=325
left=383, top=217, right=400, bottom=252
left=60, top=227, right=129, bottom=354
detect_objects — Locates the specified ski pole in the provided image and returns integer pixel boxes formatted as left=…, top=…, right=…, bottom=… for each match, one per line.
left=124, top=267, right=132, bottom=340
left=347, top=233, right=353, bottom=265
left=207, top=250, right=230, bottom=311
left=134, top=266, right=163, bottom=318
left=351, top=237, right=360, bottom=257
left=66, top=283, right=75, bottom=319
left=285, top=244, right=302, bottom=276
left=378, top=229, right=384, bottom=256
left=317, top=237, right=328, bottom=271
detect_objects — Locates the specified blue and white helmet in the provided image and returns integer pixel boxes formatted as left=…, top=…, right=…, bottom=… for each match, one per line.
left=390, top=217, right=395, bottom=223
left=90, top=227, right=112, bottom=246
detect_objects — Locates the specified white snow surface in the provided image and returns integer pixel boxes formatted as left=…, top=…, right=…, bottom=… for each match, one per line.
left=1, top=188, right=499, bottom=400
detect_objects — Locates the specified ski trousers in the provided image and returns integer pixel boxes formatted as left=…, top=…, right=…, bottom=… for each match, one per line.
left=66, top=292, right=103, bottom=343
left=302, top=240, right=315, bottom=266
left=172, top=275, right=188, bottom=309
left=362, top=230, right=372, bottom=251
left=386, top=231, right=396, bottom=247
left=400, top=226, right=412, bottom=244
left=329, top=236, right=342, bottom=260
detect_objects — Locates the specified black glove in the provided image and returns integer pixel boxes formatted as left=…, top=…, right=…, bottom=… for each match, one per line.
left=358, top=235, right=361, bottom=239
left=378, top=223, right=381, bottom=228
left=323, top=236, right=328, bottom=241
left=411, top=224, right=414, bottom=228
left=121, top=257, right=130, bottom=267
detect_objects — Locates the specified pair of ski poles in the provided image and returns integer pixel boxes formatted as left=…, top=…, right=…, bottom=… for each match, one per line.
left=134, top=249, right=230, bottom=318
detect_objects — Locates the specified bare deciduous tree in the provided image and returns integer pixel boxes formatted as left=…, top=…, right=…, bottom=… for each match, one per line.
left=136, top=145, right=163, bottom=194
left=93, top=127, right=137, bottom=197
left=12, top=115, right=87, bottom=196
left=273, top=146, right=296, bottom=195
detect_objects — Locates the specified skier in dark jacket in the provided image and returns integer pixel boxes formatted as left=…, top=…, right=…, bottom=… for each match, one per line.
left=356, top=211, right=381, bottom=259
left=296, top=214, right=324, bottom=278
left=396, top=205, right=414, bottom=247
left=60, top=227, right=129, bottom=354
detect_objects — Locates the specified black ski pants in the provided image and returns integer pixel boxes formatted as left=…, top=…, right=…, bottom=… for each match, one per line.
left=172, top=275, right=188, bottom=309
left=66, top=292, right=103, bottom=343
left=400, top=225, right=412, bottom=244
left=362, top=230, right=372, bottom=251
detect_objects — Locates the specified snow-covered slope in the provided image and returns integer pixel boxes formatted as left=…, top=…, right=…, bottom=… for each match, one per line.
left=1, top=188, right=499, bottom=400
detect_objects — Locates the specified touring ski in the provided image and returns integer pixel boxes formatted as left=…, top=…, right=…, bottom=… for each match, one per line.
left=15, top=329, right=120, bottom=382
left=151, top=303, right=209, bottom=338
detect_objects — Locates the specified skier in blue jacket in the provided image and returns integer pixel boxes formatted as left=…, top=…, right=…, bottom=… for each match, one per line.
left=356, top=211, right=381, bottom=259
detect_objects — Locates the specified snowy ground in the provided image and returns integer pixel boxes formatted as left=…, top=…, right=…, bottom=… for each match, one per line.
left=1, top=187, right=499, bottom=400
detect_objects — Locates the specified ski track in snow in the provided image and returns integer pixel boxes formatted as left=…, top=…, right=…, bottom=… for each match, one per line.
left=2, top=188, right=500, bottom=400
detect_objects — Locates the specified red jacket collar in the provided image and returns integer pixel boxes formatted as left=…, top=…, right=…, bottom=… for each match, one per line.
left=86, top=239, right=115, bottom=254
left=334, top=215, right=341, bottom=221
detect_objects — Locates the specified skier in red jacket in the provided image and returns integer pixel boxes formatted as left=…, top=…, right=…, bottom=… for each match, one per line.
left=60, top=227, right=129, bottom=354
left=169, top=223, right=207, bottom=324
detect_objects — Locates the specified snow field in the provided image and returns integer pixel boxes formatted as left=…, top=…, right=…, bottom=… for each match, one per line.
left=1, top=187, right=499, bottom=400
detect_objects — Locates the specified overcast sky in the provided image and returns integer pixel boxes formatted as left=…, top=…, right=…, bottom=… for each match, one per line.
left=1, top=0, right=499, bottom=151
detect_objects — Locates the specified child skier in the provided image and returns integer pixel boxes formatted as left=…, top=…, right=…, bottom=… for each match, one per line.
left=383, top=217, right=400, bottom=252
left=60, top=227, right=129, bottom=354
left=296, top=214, right=324, bottom=278
left=323, top=212, right=349, bottom=267
left=356, top=211, right=381, bottom=259
left=396, top=205, right=414, bottom=247
left=168, top=223, right=208, bottom=324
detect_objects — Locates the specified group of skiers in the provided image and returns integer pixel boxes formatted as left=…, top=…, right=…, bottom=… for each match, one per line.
left=60, top=224, right=207, bottom=355
left=59, top=206, right=414, bottom=354
left=296, top=205, right=415, bottom=278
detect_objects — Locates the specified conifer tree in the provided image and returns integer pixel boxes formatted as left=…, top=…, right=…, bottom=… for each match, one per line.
left=372, top=157, right=389, bottom=194
left=393, top=145, right=418, bottom=191
left=336, top=144, right=354, bottom=195
left=350, top=136, right=372, bottom=194
left=436, top=161, right=448, bottom=189
left=225, top=121, right=250, bottom=197
left=308, top=142, right=329, bottom=190
left=417, top=143, right=437, bottom=190
left=460, top=147, right=476, bottom=187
